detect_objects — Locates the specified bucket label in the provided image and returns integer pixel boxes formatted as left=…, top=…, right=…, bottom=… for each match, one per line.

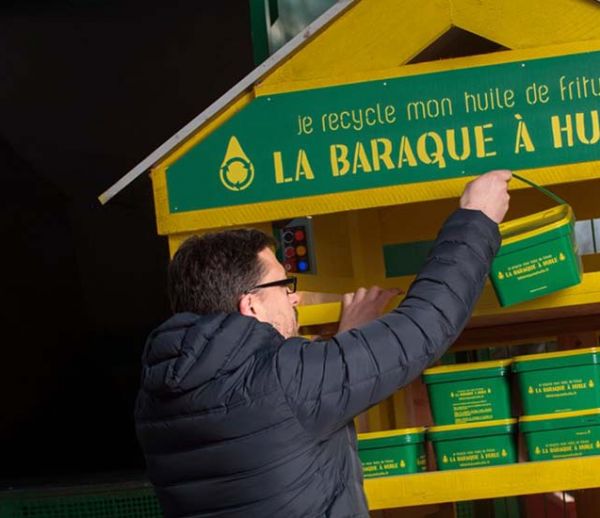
left=491, top=228, right=582, bottom=306
left=451, top=387, right=495, bottom=423
left=521, top=366, right=600, bottom=414
left=528, top=377, right=597, bottom=403
left=442, top=446, right=510, bottom=469
left=495, top=251, right=566, bottom=283
left=531, top=432, right=600, bottom=460
left=361, top=454, right=426, bottom=478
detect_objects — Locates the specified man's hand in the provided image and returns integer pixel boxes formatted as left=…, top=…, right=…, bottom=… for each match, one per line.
left=460, top=169, right=512, bottom=224
left=338, top=286, right=401, bottom=333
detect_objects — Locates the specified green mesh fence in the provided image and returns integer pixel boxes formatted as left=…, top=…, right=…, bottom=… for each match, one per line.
left=0, top=482, right=162, bottom=518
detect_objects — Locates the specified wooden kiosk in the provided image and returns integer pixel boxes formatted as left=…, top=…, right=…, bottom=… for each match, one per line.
left=102, top=0, right=600, bottom=515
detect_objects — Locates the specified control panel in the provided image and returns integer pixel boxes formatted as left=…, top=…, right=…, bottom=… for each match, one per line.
left=272, top=217, right=316, bottom=274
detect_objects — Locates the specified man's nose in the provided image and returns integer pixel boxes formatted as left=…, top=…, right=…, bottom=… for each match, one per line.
left=289, top=292, right=300, bottom=306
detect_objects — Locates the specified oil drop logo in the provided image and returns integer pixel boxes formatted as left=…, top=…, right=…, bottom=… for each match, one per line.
left=219, top=136, right=254, bottom=191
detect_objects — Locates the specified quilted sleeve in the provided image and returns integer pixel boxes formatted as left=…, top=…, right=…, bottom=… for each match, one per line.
left=276, top=208, right=501, bottom=436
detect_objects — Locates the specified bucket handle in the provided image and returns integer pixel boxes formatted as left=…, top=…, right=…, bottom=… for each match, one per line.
left=510, top=172, right=568, bottom=206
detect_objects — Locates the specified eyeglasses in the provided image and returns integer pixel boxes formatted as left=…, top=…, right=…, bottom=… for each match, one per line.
left=243, top=276, right=297, bottom=295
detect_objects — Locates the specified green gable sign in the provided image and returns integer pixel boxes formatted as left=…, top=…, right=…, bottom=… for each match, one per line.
left=166, top=50, right=600, bottom=214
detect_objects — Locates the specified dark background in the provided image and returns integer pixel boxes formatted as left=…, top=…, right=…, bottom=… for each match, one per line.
left=0, top=0, right=254, bottom=485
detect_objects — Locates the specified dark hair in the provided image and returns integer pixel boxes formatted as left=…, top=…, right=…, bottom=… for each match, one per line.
left=167, top=229, right=276, bottom=315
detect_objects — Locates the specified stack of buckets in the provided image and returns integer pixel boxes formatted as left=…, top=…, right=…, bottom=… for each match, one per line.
left=356, top=176, right=594, bottom=477
left=357, top=427, right=428, bottom=478
left=357, top=349, right=600, bottom=478
left=423, top=360, right=517, bottom=470
left=515, top=348, right=600, bottom=461
left=356, top=359, right=517, bottom=477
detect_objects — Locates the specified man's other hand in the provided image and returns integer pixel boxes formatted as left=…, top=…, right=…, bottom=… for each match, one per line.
left=338, top=286, right=400, bottom=333
left=460, top=169, right=512, bottom=224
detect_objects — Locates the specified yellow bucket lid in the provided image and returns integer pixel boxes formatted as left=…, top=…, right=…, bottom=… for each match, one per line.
left=428, top=418, right=517, bottom=433
left=520, top=408, right=600, bottom=423
left=513, top=347, right=599, bottom=363
left=423, top=359, right=512, bottom=376
left=358, top=427, right=425, bottom=440
left=499, top=204, right=573, bottom=246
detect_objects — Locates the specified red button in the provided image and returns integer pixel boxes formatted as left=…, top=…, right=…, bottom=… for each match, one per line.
left=294, top=230, right=305, bottom=241
left=284, top=246, right=295, bottom=258
left=284, top=259, right=296, bottom=272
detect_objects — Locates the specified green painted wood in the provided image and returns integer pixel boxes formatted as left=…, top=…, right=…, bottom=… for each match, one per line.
left=383, top=240, right=433, bottom=277
left=166, top=49, right=600, bottom=213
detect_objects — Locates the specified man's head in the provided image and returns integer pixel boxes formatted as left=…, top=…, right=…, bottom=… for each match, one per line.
left=168, top=229, right=300, bottom=338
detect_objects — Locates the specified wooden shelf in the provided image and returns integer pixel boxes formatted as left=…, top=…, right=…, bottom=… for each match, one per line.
left=364, top=456, right=600, bottom=510
left=298, top=271, right=600, bottom=328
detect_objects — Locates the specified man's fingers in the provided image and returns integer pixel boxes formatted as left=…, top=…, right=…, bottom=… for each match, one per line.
left=490, top=169, right=513, bottom=181
left=354, top=287, right=368, bottom=301
left=365, top=285, right=383, bottom=300
left=342, top=292, right=354, bottom=306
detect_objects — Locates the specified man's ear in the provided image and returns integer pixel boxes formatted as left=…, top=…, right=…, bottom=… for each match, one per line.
left=238, top=293, right=256, bottom=317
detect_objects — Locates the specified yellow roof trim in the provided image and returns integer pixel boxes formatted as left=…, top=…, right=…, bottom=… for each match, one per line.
left=358, top=427, right=426, bottom=440
left=514, top=347, right=600, bottom=363
left=424, top=359, right=512, bottom=375
left=520, top=408, right=600, bottom=422
left=429, top=419, right=517, bottom=433
left=258, top=39, right=600, bottom=96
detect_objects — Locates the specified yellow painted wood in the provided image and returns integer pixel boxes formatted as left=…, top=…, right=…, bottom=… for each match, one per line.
left=144, top=2, right=600, bottom=510
left=475, top=271, right=600, bottom=317
left=298, top=272, right=600, bottom=327
left=364, top=456, right=600, bottom=509
left=296, top=274, right=357, bottom=296
left=452, top=0, right=600, bottom=50
left=309, top=212, right=354, bottom=279
left=377, top=176, right=600, bottom=245
left=151, top=91, right=254, bottom=236
left=346, top=210, right=386, bottom=286
left=153, top=162, right=600, bottom=236
left=262, top=0, right=451, bottom=86
left=391, top=390, right=409, bottom=429
left=366, top=400, right=394, bottom=433
left=258, top=38, right=600, bottom=96
left=152, top=37, right=600, bottom=236
left=297, top=301, right=342, bottom=326
left=583, top=255, right=600, bottom=272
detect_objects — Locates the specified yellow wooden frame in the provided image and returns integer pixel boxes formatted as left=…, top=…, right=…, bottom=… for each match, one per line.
left=364, top=456, right=600, bottom=509
left=144, top=2, right=600, bottom=510
left=149, top=0, right=600, bottom=235
left=152, top=38, right=600, bottom=235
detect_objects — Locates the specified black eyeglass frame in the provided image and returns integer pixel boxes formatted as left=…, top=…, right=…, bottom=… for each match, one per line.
left=243, top=276, right=297, bottom=295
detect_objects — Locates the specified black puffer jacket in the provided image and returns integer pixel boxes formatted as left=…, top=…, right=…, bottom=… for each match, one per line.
left=135, top=209, right=500, bottom=518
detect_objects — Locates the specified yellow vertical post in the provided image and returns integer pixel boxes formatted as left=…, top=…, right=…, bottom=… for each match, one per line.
left=346, top=209, right=409, bottom=432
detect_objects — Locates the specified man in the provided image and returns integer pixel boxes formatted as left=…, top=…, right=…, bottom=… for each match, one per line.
left=135, top=170, right=511, bottom=517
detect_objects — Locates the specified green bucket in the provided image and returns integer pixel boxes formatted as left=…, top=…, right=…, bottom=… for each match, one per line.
left=357, top=428, right=426, bottom=478
left=520, top=408, right=600, bottom=461
left=490, top=174, right=582, bottom=307
left=427, top=419, right=518, bottom=470
left=513, top=348, right=600, bottom=415
left=423, top=360, right=513, bottom=425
